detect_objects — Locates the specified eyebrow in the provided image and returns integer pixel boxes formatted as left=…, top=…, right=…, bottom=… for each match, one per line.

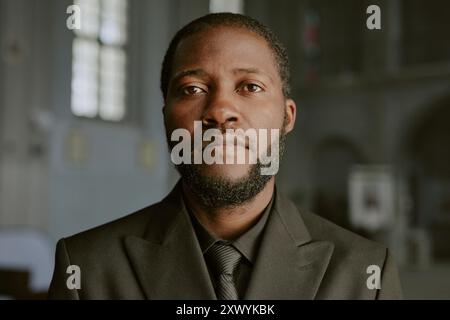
left=233, top=67, right=263, bottom=75
left=171, top=69, right=208, bottom=84
left=232, top=67, right=274, bottom=83
left=171, top=67, right=274, bottom=85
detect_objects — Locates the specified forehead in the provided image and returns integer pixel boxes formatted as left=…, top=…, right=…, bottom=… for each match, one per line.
left=171, top=26, right=280, bottom=81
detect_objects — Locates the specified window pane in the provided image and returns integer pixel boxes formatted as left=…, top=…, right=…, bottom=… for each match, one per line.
left=71, top=38, right=99, bottom=118
left=71, top=0, right=129, bottom=121
left=99, top=46, right=126, bottom=121
left=209, top=0, right=244, bottom=14
left=100, top=0, right=128, bottom=45
left=74, top=0, right=100, bottom=38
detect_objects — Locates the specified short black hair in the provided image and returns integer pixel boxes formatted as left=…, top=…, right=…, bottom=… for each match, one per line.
left=160, top=12, right=291, bottom=100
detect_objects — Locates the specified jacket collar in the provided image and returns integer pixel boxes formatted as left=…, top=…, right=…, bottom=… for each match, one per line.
left=124, top=181, right=334, bottom=299
left=243, top=190, right=334, bottom=299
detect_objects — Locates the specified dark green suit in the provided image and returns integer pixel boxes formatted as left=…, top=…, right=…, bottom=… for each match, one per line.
left=48, top=182, right=402, bottom=299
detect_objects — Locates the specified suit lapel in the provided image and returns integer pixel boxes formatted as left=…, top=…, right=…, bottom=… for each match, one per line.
left=124, top=183, right=216, bottom=299
left=244, top=192, right=334, bottom=299
left=123, top=182, right=334, bottom=300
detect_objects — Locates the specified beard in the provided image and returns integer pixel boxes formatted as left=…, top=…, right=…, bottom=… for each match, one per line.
left=166, top=114, right=288, bottom=209
left=176, top=159, right=273, bottom=209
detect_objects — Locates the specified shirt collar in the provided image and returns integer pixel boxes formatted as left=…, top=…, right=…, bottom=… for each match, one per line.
left=185, top=193, right=274, bottom=264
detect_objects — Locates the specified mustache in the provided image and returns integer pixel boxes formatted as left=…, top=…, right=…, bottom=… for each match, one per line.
left=168, top=130, right=272, bottom=151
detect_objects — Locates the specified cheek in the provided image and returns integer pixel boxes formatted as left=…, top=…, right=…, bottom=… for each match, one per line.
left=165, top=103, right=199, bottom=130
left=250, top=104, right=285, bottom=130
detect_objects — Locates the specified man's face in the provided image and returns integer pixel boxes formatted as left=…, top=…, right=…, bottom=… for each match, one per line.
left=163, top=26, right=296, bottom=206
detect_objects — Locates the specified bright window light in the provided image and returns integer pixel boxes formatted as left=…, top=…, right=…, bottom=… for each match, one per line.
left=209, top=0, right=244, bottom=14
left=71, top=0, right=128, bottom=122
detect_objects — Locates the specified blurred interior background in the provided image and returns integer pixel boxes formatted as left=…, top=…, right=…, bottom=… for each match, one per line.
left=1, top=0, right=450, bottom=299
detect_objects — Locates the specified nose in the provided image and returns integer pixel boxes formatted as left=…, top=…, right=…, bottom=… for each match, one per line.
left=201, top=90, right=239, bottom=130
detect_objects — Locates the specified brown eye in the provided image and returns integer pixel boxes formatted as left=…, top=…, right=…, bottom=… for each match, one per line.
left=243, top=83, right=263, bottom=93
left=182, top=86, right=206, bottom=95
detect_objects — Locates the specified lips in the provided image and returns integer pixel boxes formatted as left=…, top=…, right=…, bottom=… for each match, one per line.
left=201, top=133, right=249, bottom=151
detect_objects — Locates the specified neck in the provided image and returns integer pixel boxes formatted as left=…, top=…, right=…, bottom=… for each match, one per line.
left=182, top=178, right=275, bottom=240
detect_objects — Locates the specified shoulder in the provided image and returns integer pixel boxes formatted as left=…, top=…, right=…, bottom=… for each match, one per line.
left=301, top=212, right=388, bottom=277
left=302, top=211, right=385, bottom=253
left=299, top=210, right=403, bottom=299
left=49, top=200, right=168, bottom=299
left=300, top=210, right=387, bottom=264
left=60, top=199, right=164, bottom=257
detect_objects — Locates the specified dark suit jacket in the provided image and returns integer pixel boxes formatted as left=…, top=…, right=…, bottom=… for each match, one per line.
left=48, top=182, right=402, bottom=299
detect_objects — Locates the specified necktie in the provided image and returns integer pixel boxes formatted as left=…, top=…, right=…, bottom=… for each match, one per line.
left=205, top=242, right=242, bottom=300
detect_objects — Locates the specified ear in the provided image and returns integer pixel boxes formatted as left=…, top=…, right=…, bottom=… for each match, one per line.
left=283, top=98, right=297, bottom=134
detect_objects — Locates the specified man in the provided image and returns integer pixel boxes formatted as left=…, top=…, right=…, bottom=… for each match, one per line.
left=48, top=13, right=402, bottom=299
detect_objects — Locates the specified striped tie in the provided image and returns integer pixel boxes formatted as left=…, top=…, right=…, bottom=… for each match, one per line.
left=205, top=242, right=242, bottom=300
